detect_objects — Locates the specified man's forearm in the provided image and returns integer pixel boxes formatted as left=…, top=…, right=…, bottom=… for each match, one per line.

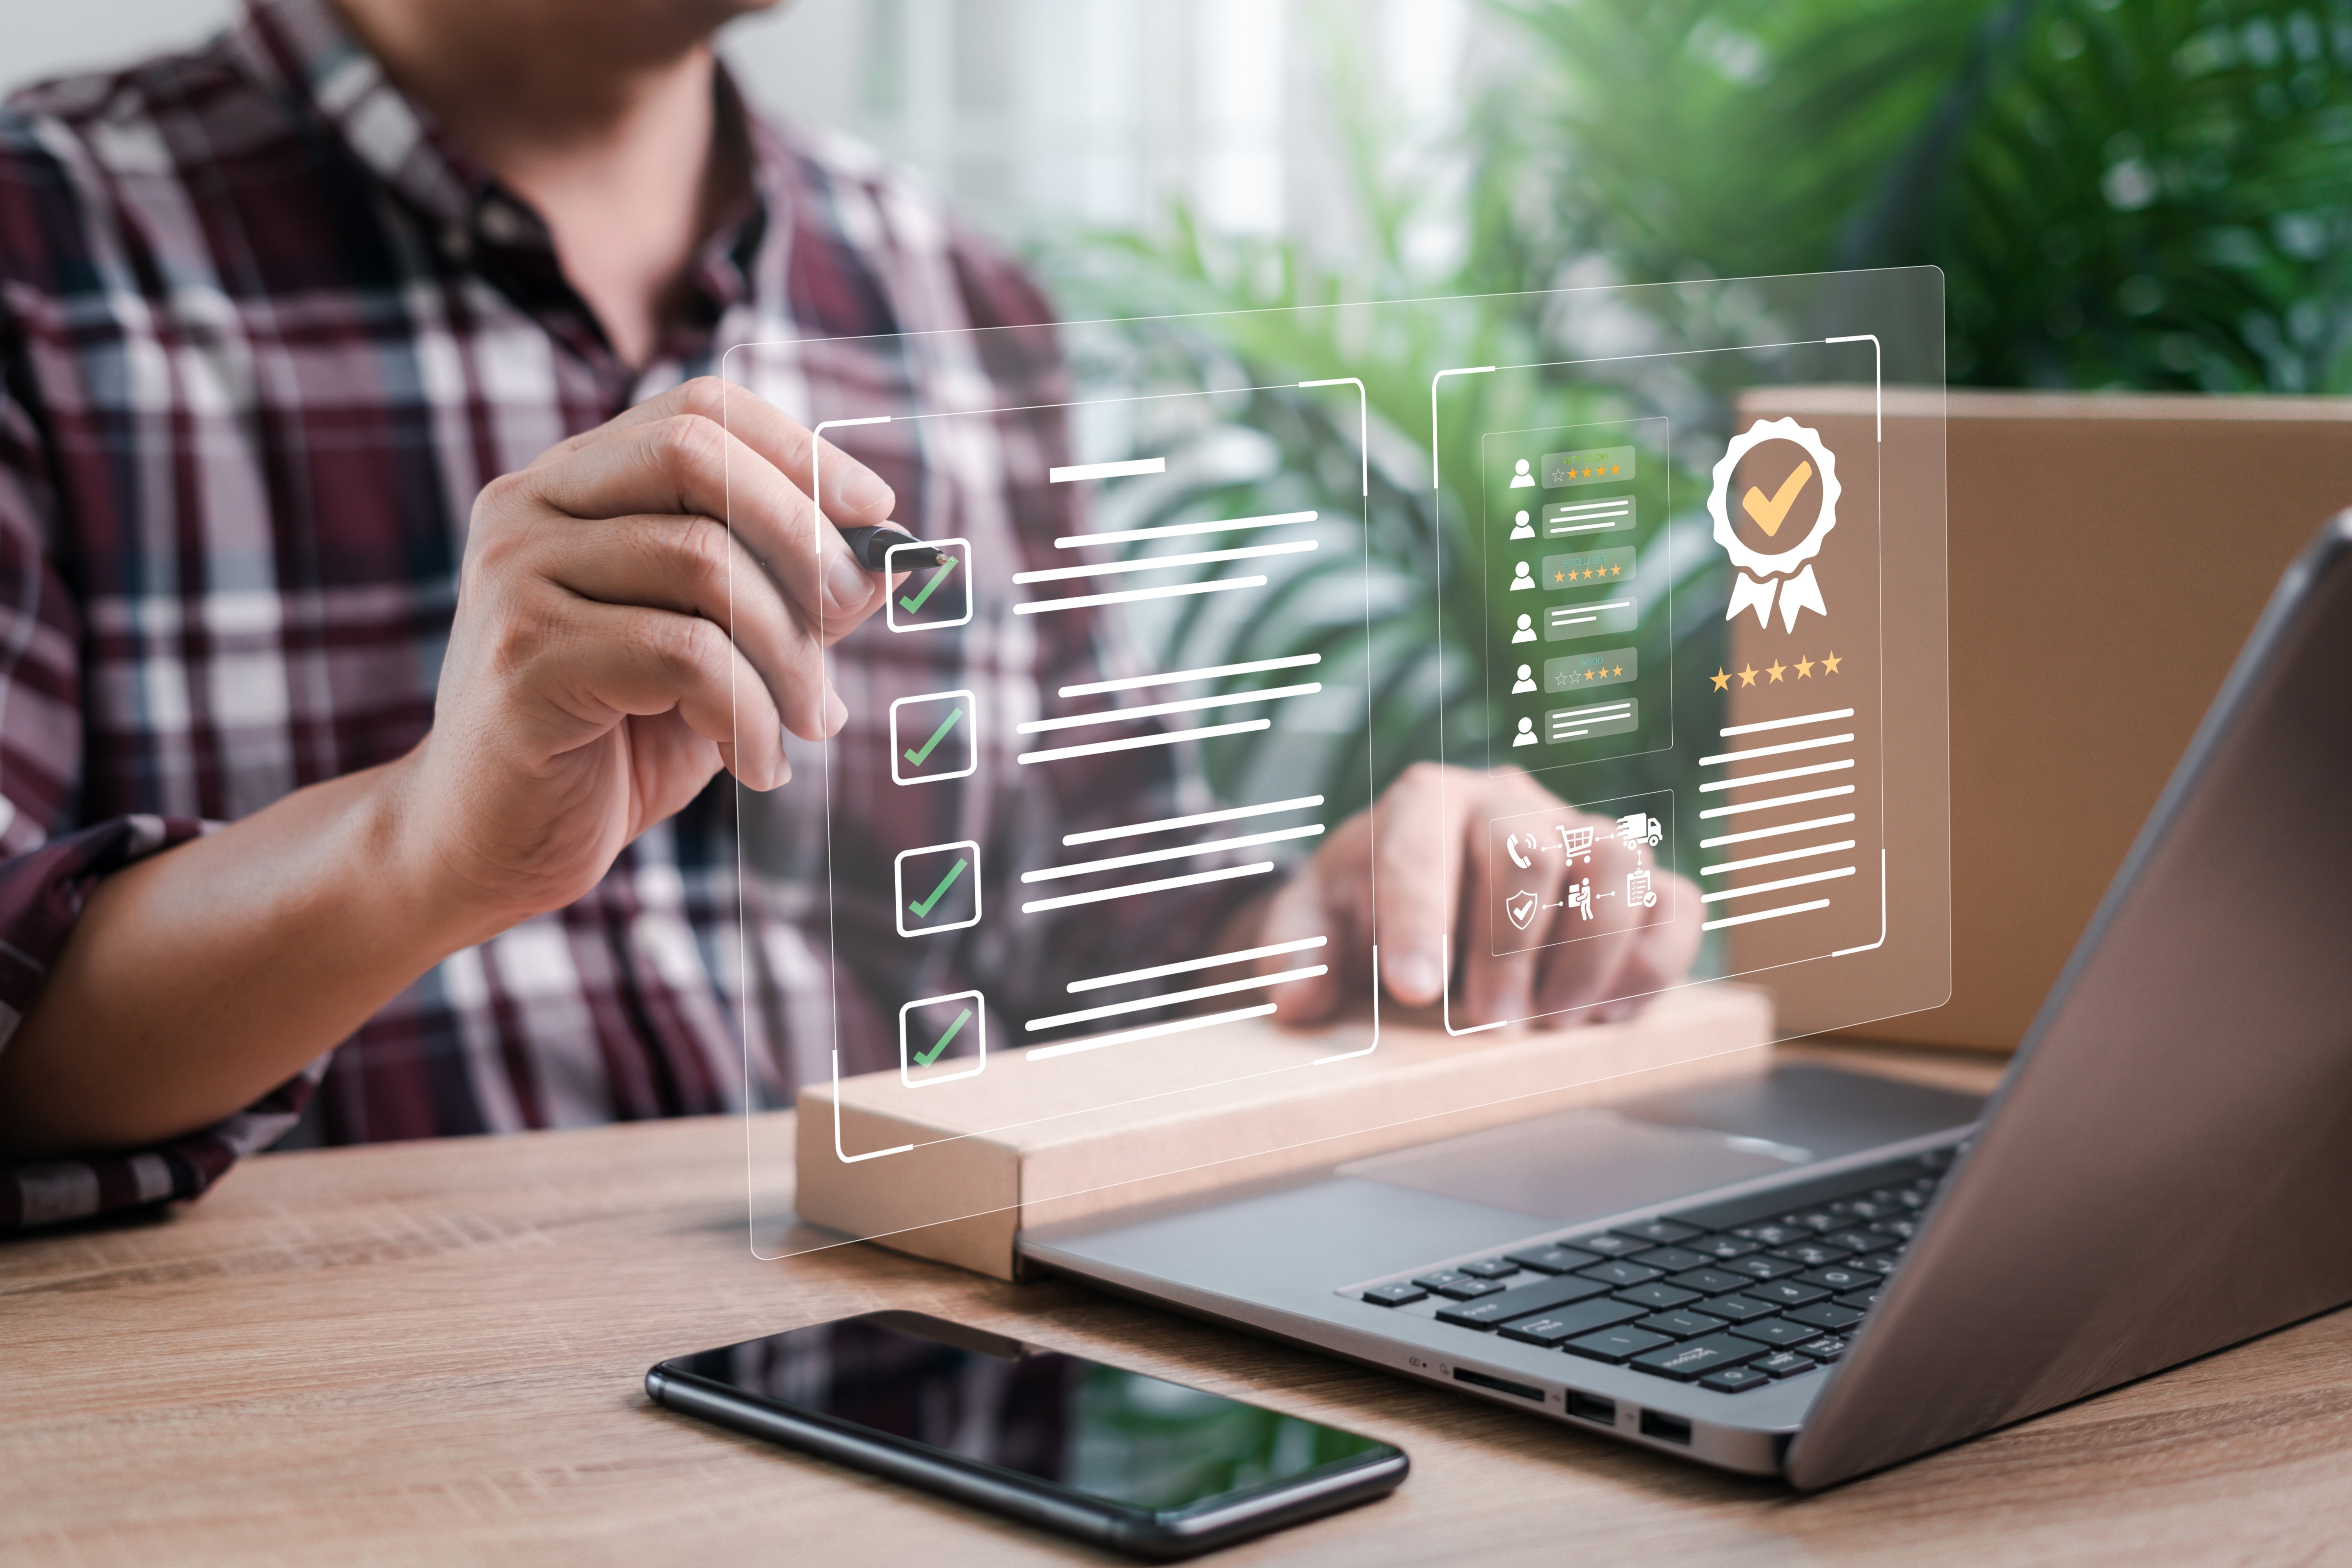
left=0, top=759, right=483, bottom=1160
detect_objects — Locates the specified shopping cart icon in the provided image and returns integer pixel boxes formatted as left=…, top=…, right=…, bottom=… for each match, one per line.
left=1557, top=824, right=1595, bottom=864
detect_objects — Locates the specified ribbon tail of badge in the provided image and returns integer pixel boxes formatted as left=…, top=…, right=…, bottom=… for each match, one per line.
left=1777, top=564, right=1827, bottom=632
left=1728, top=571, right=1778, bottom=627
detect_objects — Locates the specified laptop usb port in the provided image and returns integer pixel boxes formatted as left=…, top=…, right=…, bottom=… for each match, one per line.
left=1639, top=1410, right=1693, bottom=1446
left=1453, top=1367, right=1544, bottom=1403
left=1565, top=1391, right=1615, bottom=1425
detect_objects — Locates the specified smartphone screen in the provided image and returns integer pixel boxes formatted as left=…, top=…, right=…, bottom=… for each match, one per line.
left=652, top=1311, right=1402, bottom=1548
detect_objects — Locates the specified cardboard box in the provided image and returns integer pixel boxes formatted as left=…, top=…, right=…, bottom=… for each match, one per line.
left=1739, top=388, right=2352, bottom=1051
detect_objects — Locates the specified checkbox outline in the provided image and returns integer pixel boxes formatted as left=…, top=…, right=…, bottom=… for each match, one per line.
left=884, top=535, right=973, bottom=633
left=898, top=989, right=987, bottom=1088
left=888, top=688, right=978, bottom=786
left=893, top=838, right=983, bottom=938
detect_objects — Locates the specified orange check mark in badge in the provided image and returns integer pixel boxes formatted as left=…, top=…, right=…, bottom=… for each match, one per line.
left=1742, top=460, right=1813, bottom=538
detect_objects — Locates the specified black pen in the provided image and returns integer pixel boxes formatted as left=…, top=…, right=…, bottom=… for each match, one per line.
left=840, top=525, right=949, bottom=571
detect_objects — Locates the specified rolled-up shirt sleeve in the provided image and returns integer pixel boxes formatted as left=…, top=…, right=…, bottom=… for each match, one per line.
left=0, top=339, right=317, bottom=1233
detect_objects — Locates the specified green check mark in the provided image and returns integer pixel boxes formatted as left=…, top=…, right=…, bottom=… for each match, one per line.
left=902, top=704, right=965, bottom=766
left=912, top=1007, right=973, bottom=1067
left=907, top=857, right=969, bottom=919
left=898, top=555, right=961, bottom=615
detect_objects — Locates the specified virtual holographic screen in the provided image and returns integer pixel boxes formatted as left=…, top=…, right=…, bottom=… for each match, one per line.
left=724, top=268, right=1948, bottom=1258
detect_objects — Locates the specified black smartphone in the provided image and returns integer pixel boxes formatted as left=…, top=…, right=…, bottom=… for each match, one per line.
left=645, top=1311, right=1406, bottom=1559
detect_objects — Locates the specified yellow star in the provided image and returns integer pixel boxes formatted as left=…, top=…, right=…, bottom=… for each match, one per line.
left=1584, top=670, right=1595, bottom=680
left=1795, top=655, right=1815, bottom=678
left=1553, top=570, right=1565, bottom=584
left=1711, top=668, right=1731, bottom=691
left=1612, top=665, right=1623, bottom=676
left=1738, top=665, right=1758, bottom=687
left=1581, top=568, right=1595, bottom=579
left=1822, top=652, right=1842, bottom=675
left=1610, top=564, right=1622, bottom=575
left=1766, top=660, right=1786, bottom=682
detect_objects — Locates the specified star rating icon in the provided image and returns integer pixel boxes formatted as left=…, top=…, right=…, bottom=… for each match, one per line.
left=1711, top=668, right=1731, bottom=691
left=1795, top=655, right=1815, bottom=678
left=1766, top=660, right=1787, bottom=682
left=1737, top=665, right=1758, bottom=687
left=1823, top=652, right=1842, bottom=674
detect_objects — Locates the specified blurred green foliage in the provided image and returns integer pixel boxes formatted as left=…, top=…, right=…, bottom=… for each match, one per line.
left=1035, top=0, right=2352, bottom=815
left=1485, top=0, right=2352, bottom=390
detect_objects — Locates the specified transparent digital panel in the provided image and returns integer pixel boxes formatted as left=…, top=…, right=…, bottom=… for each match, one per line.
left=724, top=268, right=1948, bottom=1258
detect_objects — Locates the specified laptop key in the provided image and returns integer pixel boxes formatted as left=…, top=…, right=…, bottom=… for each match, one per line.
left=1768, top=1241, right=1851, bottom=1268
left=1732, top=1222, right=1811, bottom=1247
left=1751, top=1350, right=1819, bottom=1378
left=1629, top=1333, right=1764, bottom=1382
left=1852, top=1251, right=1902, bottom=1276
left=1576, top=1259, right=1665, bottom=1288
left=1502, top=1296, right=1645, bottom=1343
left=1412, top=1270, right=1471, bottom=1291
left=1361, top=1283, right=1426, bottom=1307
left=1506, top=1244, right=1602, bottom=1275
left=1612, top=1218, right=1704, bottom=1245
left=1786, top=1301, right=1866, bottom=1332
left=1700, top=1294, right=1779, bottom=1323
left=1563, top=1233, right=1649, bottom=1258
left=1795, top=1335, right=1851, bottom=1362
left=1628, top=1245, right=1711, bottom=1273
left=1686, top=1234, right=1761, bottom=1260
left=1745, top=1278, right=1831, bottom=1308
left=1431, top=1277, right=1507, bottom=1301
left=1562, top=1325, right=1675, bottom=1365
left=1797, top=1265, right=1874, bottom=1292
left=1637, top=1309, right=1727, bottom=1340
left=1458, top=1258, right=1521, bottom=1279
left=1666, top=1267, right=1751, bottom=1296
left=1436, top=1272, right=1611, bottom=1327
left=1722, top=1254, right=1803, bottom=1282
left=1822, top=1229, right=1885, bottom=1254
left=1613, top=1282, right=1701, bottom=1310
left=1699, top=1364, right=1774, bottom=1393
left=1836, top=1288, right=1884, bottom=1310
left=1728, top=1317, right=1823, bottom=1348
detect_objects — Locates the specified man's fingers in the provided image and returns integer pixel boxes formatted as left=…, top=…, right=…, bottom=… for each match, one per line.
left=561, top=377, right=898, bottom=526
left=538, top=512, right=835, bottom=743
left=1254, top=870, right=1344, bottom=1022
left=532, top=599, right=788, bottom=791
left=1370, top=764, right=1470, bottom=1007
left=526, top=408, right=888, bottom=634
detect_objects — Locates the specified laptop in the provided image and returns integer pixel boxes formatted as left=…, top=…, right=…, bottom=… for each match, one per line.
left=1018, top=512, right=2352, bottom=1488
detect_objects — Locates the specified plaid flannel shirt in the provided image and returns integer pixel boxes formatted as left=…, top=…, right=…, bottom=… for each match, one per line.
left=0, top=0, right=1211, bottom=1230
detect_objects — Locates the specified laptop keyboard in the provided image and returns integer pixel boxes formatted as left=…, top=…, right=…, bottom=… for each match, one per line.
left=1358, top=1147, right=1956, bottom=1395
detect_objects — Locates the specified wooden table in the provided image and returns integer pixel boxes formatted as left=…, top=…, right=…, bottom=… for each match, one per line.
left=7, top=1044, right=2346, bottom=1565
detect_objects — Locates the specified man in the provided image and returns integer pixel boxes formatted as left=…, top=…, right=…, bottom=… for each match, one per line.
left=0, top=0, right=1694, bottom=1229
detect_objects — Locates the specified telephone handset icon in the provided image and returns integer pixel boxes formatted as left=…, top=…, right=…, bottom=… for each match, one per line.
left=1506, top=833, right=1534, bottom=869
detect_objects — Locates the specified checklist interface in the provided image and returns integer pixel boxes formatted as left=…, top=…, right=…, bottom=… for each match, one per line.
left=724, top=266, right=1949, bottom=1256
left=735, top=370, right=1381, bottom=1123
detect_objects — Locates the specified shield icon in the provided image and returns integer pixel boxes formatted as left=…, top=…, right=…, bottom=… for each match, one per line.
left=1506, top=889, right=1539, bottom=931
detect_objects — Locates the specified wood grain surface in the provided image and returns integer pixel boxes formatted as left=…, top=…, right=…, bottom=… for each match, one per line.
left=5, top=1042, right=2344, bottom=1566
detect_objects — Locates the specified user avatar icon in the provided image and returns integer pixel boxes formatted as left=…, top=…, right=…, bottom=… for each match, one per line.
left=1510, top=458, right=1536, bottom=489
left=1509, top=509, right=1534, bottom=540
left=1512, top=716, right=1538, bottom=747
left=1512, top=663, right=1537, bottom=694
left=1512, top=613, right=1536, bottom=643
left=1509, top=560, right=1534, bottom=591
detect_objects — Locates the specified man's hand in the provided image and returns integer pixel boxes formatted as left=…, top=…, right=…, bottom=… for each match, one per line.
left=390, top=377, right=897, bottom=935
left=1248, top=763, right=1700, bottom=1029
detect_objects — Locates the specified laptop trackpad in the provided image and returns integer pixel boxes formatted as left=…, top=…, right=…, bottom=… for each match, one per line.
left=1337, top=1109, right=1805, bottom=1225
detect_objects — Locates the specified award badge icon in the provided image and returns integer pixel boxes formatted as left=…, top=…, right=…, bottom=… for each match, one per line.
left=1506, top=889, right=1540, bottom=931
left=1708, top=417, right=1840, bottom=632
